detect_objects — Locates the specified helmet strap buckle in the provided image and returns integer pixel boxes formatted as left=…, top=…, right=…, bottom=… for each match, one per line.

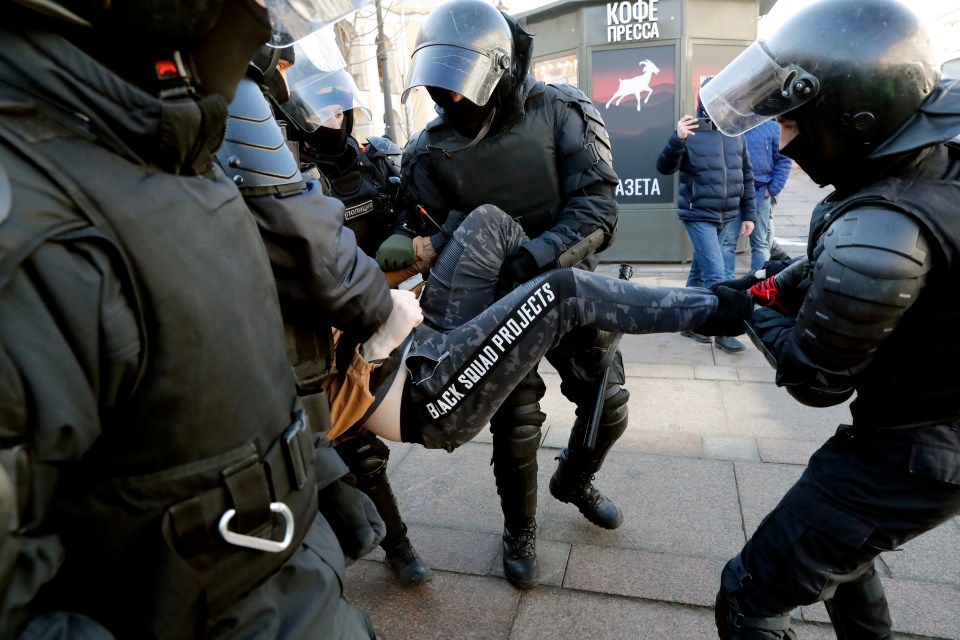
left=155, top=51, right=196, bottom=101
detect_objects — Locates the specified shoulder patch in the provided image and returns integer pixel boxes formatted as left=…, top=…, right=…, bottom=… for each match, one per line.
left=0, top=162, right=9, bottom=226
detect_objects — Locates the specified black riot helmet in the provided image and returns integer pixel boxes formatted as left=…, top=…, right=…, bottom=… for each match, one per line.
left=402, top=0, right=514, bottom=107
left=11, top=0, right=369, bottom=102
left=700, top=0, right=944, bottom=187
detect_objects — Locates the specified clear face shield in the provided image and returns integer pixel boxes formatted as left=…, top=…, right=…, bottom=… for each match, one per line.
left=281, top=29, right=370, bottom=132
left=700, top=40, right=820, bottom=136
left=263, top=0, right=372, bottom=47
left=401, top=43, right=509, bottom=106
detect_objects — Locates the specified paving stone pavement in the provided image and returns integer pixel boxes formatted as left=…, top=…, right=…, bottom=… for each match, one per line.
left=344, top=169, right=960, bottom=640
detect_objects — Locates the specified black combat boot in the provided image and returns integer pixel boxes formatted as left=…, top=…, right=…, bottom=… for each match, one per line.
left=502, top=517, right=539, bottom=589
left=492, top=422, right=543, bottom=589
left=549, top=399, right=629, bottom=530
left=336, top=434, right=433, bottom=587
left=382, top=532, right=433, bottom=587
left=549, top=448, right=623, bottom=529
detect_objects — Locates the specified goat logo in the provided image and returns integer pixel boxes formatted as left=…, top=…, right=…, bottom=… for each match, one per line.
left=605, top=59, right=660, bottom=111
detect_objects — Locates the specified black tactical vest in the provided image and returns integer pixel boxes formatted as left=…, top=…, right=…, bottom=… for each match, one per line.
left=809, top=144, right=960, bottom=426
left=0, top=106, right=317, bottom=637
left=422, top=86, right=563, bottom=237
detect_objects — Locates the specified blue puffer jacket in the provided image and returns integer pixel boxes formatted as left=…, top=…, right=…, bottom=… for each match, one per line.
left=656, top=129, right=756, bottom=225
left=744, top=120, right=792, bottom=200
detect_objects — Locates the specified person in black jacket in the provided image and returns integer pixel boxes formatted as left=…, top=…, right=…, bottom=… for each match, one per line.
left=656, top=86, right=756, bottom=353
left=0, top=1, right=385, bottom=637
left=701, top=0, right=960, bottom=637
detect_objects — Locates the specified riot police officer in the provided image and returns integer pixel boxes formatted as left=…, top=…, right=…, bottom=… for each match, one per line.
left=376, top=0, right=626, bottom=589
left=700, top=0, right=960, bottom=637
left=268, top=35, right=432, bottom=586
left=281, top=44, right=402, bottom=258
left=0, top=0, right=385, bottom=636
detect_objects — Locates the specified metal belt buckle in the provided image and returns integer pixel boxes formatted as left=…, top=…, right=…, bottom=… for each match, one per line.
left=218, top=502, right=294, bottom=553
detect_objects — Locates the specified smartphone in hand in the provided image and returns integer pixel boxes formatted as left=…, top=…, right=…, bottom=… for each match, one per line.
left=696, top=117, right=715, bottom=131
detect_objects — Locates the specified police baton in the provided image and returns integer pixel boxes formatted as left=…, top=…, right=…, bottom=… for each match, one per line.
left=583, top=263, right=633, bottom=450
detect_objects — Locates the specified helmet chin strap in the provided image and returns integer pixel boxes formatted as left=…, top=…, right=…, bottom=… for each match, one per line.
left=460, top=106, right=499, bottom=149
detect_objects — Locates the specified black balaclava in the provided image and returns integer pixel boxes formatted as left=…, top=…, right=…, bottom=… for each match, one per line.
left=300, top=109, right=355, bottom=173
left=427, top=86, right=497, bottom=138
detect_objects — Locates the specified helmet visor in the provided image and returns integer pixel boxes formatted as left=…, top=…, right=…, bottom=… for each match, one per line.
left=264, top=0, right=371, bottom=47
left=402, top=43, right=505, bottom=106
left=700, top=40, right=819, bottom=135
left=284, top=68, right=371, bottom=132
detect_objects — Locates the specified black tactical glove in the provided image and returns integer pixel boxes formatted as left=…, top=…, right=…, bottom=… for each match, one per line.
left=497, top=246, right=540, bottom=296
left=428, top=209, right=469, bottom=254
left=710, top=273, right=762, bottom=292
left=695, top=286, right=753, bottom=337
left=709, top=257, right=800, bottom=293
left=318, top=476, right=386, bottom=561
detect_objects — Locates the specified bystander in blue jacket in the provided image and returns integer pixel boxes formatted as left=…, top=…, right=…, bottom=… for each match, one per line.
left=656, top=103, right=756, bottom=353
left=744, top=119, right=792, bottom=270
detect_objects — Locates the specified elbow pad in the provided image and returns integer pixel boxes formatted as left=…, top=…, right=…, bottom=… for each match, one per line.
left=795, top=206, right=932, bottom=371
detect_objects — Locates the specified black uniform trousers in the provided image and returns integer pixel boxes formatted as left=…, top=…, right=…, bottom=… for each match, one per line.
left=718, top=422, right=960, bottom=639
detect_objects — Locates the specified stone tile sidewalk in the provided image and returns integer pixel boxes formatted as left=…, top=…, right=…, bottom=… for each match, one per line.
left=345, top=170, right=960, bottom=640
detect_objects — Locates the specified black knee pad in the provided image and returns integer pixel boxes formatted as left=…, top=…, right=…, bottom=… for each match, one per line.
left=716, top=555, right=794, bottom=639
left=596, top=396, right=629, bottom=446
left=600, top=386, right=630, bottom=421
left=491, top=372, right=547, bottom=432
left=334, top=434, right=391, bottom=486
left=493, top=423, right=542, bottom=462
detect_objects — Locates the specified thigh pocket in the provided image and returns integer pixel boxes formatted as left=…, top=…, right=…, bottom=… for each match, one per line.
left=909, top=424, right=960, bottom=485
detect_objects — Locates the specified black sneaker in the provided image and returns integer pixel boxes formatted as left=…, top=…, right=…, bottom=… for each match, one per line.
left=680, top=330, right=712, bottom=344
left=715, top=335, right=746, bottom=353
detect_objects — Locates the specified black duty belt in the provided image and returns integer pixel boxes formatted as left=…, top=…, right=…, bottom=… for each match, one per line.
left=154, top=413, right=318, bottom=638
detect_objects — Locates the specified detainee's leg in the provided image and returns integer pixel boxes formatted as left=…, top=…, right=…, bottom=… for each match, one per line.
left=418, top=204, right=528, bottom=332
left=369, top=205, right=739, bottom=449
left=406, top=273, right=725, bottom=449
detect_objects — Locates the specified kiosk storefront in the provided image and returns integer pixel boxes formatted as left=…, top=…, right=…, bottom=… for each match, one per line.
left=517, top=0, right=760, bottom=262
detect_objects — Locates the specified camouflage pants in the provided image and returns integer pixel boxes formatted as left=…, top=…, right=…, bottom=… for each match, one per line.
left=401, top=205, right=720, bottom=450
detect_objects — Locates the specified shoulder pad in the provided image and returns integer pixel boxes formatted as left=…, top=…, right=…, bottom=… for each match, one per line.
left=824, top=206, right=931, bottom=279
left=216, top=78, right=303, bottom=195
left=365, top=135, right=402, bottom=157
left=796, top=205, right=931, bottom=367
left=548, top=83, right=608, bottom=129
left=548, top=83, right=591, bottom=104
left=0, top=161, right=9, bottom=226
